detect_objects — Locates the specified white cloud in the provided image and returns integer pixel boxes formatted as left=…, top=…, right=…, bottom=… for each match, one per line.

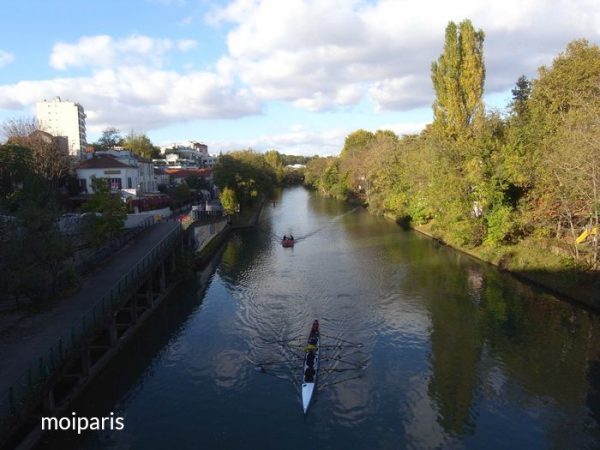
left=0, top=50, right=15, bottom=68
left=0, top=67, right=259, bottom=132
left=209, top=125, right=348, bottom=156
left=376, top=121, right=428, bottom=137
left=208, top=0, right=600, bottom=112
left=369, top=77, right=432, bottom=112
left=180, top=16, right=194, bottom=26
left=207, top=121, right=427, bottom=156
left=176, top=39, right=198, bottom=51
left=50, top=34, right=197, bottom=70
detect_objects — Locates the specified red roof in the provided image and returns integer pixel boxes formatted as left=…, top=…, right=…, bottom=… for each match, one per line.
left=77, top=156, right=135, bottom=169
left=164, top=168, right=213, bottom=178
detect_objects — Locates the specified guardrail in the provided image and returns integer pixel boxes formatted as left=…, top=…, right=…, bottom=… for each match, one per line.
left=0, top=223, right=182, bottom=433
left=74, top=216, right=155, bottom=274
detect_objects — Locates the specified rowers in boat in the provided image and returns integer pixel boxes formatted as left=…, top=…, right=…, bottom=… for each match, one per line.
left=302, top=320, right=320, bottom=414
left=282, top=234, right=295, bottom=247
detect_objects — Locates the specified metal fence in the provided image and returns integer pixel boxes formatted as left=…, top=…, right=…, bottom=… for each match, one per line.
left=73, top=215, right=155, bottom=274
left=0, top=223, right=182, bottom=432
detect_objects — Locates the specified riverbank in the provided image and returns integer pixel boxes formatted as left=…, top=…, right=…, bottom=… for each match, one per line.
left=192, top=220, right=231, bottom=268
left=230, top=195, right=266, bottom=229
left=312, top=187, right=600, bottom=309
left=410, top=221, right=600, bottom=310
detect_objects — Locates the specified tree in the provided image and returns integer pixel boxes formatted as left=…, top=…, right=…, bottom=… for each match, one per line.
left=431, top=19, right=485, bottom=138
left=511, top=75, right=532, bottom=118
left=171, top=183, right=192, bottom=208
left=304, top=157, right=330, bottom=190
left=214, top=150, right=276, bottom=205
left=0, top=144, right=74, bottom=304
left=82, top=178, right=126, bottom=245
left=520, top=40, right=600, bottom=237
left=220, top=187, right=238, bottom=215
left=123, top=131, right=160, bottom=159
left=264, top=149, right=285, bottom=183
left=542, top=101, right=600, bottom=266
left=185, top=175, right=210, bottom=191
left=2, top=117, right=70, bottom=189
left=97, top=127, right=122, bottom=150
left=0, top=144, right=34, bottom=201
left=0, top=117, right=37, bottom=142
left=1, top=203, right=73, bottom=304
left=528, top=39, right=600, bottom=140
left=340, top=129, right=374, bottom=157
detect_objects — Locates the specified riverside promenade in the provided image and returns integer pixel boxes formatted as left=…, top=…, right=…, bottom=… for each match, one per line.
left=0, top=221, right=180, bottom=409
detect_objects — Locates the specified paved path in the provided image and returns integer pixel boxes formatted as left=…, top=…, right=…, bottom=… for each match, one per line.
left=0, top=221, right=180, bottom=402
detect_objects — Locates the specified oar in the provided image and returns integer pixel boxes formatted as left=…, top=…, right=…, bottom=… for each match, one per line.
left=321, top=358, right=368, bottom=369
left=319, top=344, right=364, bottom=350
left=255, top=366, right=295, bottom=382
left=322, top=367, right=362, bottom=374
left=260, top=335, right=303, bottom=344
left=318, top=374, right=363, bottom=390
left=255, top=357, right=304, bottom=367
left=321, top=350, right=368, bottom=361
left=319, top=334, right=364, bottom=347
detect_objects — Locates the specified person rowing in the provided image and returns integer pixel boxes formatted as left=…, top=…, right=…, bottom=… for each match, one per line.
left=305, top=343, right=317, bottom=352
left=304, top=366, right=315, bottom=382
left=302, top=320, right=320, bottom=414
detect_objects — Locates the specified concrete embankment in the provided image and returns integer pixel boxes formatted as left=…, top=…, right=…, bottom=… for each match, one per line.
left=189, top=219, right=231, bottom=267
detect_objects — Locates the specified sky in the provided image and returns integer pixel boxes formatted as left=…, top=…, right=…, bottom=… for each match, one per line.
left=0, top=0, right=599, bottom=156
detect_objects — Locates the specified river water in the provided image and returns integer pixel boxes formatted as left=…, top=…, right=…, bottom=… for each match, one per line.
left=41, top=187, right=600, bottom=449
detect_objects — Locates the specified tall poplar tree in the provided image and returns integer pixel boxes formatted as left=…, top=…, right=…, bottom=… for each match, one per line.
left=431, top=20, right=485, bottom=138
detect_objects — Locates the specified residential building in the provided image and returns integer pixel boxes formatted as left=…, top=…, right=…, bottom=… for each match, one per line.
left=94, top=150, right=156, bottom=193
left=76, top=156, right=138, bottom=194
left=77, top=151, right=157, bottom=194
left=158, top=141, right=216, bottom=168
left=36, top=97, right=87, bottom=159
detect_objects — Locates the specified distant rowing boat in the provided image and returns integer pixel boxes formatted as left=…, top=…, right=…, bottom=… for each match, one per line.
left=302, top=320, right=319, bottom=414
left=282, top=238, right=295, bottom=247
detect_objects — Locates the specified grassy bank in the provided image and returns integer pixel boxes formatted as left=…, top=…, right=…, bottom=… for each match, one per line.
left=413, top=221, right=600, bottom=310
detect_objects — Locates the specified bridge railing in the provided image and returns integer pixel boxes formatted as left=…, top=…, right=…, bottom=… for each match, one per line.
left=0, top=223, right=182, bottom=433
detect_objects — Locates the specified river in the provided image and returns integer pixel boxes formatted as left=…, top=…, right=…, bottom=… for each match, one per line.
left=40, top=186, right=600, bottom=449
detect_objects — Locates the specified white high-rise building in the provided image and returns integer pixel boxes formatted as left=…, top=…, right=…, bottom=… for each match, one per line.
left=36, top=97, right=87, bottom=158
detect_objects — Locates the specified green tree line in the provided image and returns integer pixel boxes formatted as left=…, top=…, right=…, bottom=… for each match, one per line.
left=305, top=20, right=600, bottom=270
left=214, top=149, right=309, bottom=213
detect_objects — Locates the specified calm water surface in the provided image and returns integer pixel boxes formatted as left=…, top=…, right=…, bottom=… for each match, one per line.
left=42, top=187, right=600, bottom=449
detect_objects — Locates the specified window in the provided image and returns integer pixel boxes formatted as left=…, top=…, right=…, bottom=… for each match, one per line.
left=107, top=178, right=122, bottom=191
left=127, top=177, right=132, bottom=189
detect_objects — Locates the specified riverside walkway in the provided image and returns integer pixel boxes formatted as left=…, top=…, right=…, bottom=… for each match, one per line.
left=0, top=221, right=180, bottom=411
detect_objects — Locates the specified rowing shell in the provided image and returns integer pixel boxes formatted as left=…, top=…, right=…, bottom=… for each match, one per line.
left=302, top=320, right=319, bottom=414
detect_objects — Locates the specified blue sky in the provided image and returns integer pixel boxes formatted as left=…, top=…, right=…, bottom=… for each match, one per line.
left=1, top=0, right=598, bottom=155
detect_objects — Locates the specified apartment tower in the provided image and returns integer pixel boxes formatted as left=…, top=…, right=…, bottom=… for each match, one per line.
left=36, top=97, right=87, bottom=159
